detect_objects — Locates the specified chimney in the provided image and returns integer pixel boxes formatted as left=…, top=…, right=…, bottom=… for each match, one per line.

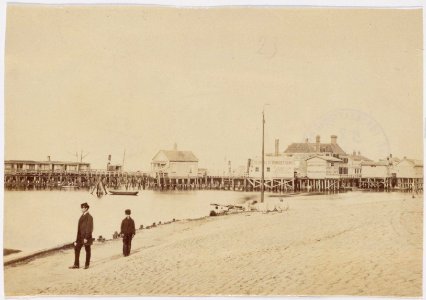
left=353, top=150, right=356, bottom=156
left=390, top=153, right=392, bottom=158
left=47, top=156, right=51, bottom=162
left=173, top=143, right=178, bottom=151
left=358, top=151, right=361, bottom=156
left=316, top=135, right=320, bottom=152
left=305, top=138, right=309, bottom=143
left=331, top=135, right=337, bottom=144
left=274, top=139, right=279, bottom=156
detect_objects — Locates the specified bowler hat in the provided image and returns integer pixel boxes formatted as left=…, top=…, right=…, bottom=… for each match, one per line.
left=125, top=209, right=131, bottom=215
left=81, top=202, right=90, bottom=209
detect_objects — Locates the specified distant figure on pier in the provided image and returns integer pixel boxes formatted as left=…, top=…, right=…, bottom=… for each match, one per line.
left=69, top=202, right=93, bottom=270
left=90, top=178, right=108, bottom=197
left=120, top=209, right=136, bottom=257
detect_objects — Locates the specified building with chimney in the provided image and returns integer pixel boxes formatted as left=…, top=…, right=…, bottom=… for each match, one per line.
left=283, top=135, right=347, bottom=177
left=248, top=139, right=295, bottom=179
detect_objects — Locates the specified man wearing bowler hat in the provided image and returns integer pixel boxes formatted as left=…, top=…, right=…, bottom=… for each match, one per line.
left=120, top=209, right=136, bottom=257
left=69, top=202, right=93, bottom=269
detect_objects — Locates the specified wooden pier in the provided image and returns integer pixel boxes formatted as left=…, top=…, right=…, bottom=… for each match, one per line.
left=3, top=170, right=423, bottom=193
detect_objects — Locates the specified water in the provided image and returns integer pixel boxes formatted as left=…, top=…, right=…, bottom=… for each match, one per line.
left=4, top=190, right=259, bottom=252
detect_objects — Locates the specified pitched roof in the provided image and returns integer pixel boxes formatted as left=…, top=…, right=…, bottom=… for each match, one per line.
left=361, top=161, right=388, bottom=166
left=156, top=150, right=198, bottom=162
left=284, top=143, right=346, bottom=155
left=379, top=157, right=401, bottom=164
left=348, top=154, right=373, bottom=162
left=398, top=158, right=423, bottom=167
left=306, top=155, right=342, bottom=162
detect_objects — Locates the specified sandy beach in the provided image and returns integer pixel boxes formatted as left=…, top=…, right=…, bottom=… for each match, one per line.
left=4, top=192, right=422, bottom=297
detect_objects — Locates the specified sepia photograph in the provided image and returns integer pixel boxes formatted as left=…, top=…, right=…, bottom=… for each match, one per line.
left=2, top=1, right=423, bottom=298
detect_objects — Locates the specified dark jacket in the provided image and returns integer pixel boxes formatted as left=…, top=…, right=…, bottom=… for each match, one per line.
left=76, top=212, right=94, bottom=244
left=121, top=217, right=136, bottom=236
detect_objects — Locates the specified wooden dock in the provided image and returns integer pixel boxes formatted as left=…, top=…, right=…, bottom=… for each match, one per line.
left=3, top=170, right=423, bottom=193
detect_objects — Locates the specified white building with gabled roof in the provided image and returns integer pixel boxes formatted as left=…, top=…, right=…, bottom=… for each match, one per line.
left=306, top=155, right=342, bottom=179
left=248, top=155, right=295, bottom=179
left=395, top=158, right=423, bottom=178
left=151, top=148, right=199, bottom=178
left=346, top=151, right=373, bottom=178
left=361, top=161, right=390, bottom=178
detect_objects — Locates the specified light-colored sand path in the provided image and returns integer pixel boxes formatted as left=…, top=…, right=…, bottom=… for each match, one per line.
left=4, top=193, right=422, bottom=297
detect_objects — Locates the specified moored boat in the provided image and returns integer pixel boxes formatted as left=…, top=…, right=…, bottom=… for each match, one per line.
left=108, top=190, right=139, bottom=196
left=60, top=185, right=80, bottom=190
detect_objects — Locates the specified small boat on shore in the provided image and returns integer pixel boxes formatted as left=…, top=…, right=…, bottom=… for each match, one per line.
left=60, top=185, right=80, bottom=190
left=108, top=190, right=139, bottom=196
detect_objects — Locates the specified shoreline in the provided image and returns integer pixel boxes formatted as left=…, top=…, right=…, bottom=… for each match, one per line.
left=3, top=210, right=244, bottom=267
left=4, top=191, right=422, bottom=267
left=4, top=192, right=422, bottom=297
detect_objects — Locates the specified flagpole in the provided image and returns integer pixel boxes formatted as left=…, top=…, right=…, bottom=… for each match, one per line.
left=261, top=109, right=265, bottom=203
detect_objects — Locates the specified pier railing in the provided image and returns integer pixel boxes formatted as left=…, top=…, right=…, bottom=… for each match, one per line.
left=4, top=169, right=148, bottom=176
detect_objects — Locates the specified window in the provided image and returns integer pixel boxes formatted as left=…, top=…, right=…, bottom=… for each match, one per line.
left=330, top=163, right=334, bottom=167
left=255, top=167, right=259, bottom=172
left=266, top=167, right=270, bottom=172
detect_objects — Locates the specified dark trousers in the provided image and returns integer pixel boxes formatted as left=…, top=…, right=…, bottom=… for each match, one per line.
left=74, top=241, right=91, bottom=267
left=122, top=234, right=133, bottom=256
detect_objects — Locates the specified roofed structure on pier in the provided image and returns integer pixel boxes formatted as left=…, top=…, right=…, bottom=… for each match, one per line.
left=151, top=147, right=199, bottom=178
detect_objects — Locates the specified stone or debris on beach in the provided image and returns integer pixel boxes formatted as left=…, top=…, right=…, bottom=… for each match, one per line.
left=4, top=249, right=21, bottom=256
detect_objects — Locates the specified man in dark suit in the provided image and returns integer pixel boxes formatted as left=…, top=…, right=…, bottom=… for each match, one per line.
left=120, top=209, right=136, bottom=257
left=69, top=202, right=93, bottom=269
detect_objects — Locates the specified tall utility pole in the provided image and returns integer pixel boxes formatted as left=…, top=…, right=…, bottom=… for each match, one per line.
left=261, top=109, right=265, bottom=203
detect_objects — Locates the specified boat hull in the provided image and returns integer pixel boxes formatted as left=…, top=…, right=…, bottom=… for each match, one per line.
left=108, top=190, right=139, bottom=196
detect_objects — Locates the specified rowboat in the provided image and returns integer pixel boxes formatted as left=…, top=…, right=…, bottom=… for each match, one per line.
left=60, top=185, right=80, bottom=190
left=108, top=190, right=139, bottom=196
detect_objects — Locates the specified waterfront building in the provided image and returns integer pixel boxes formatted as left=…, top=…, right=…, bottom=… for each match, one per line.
left=360, top=154, right=403, bottom=179
left=4, top=160, right=90, bottom=174
left=283, top=135, right=347, bottom=177
left=306, top=156, right=342, bottom=179
left=361, top=161, right=390, bottom=178
left=107, top=163, right=123, bottom=172
left=233, top=165, right=248, bottom=177
left=197, top=168, right=208, bottom=177
left=248, top=155, right=295, bottom=179
left=346, top=151, right=372, bottom=178
left=151, top=149, right=199, bottom=178
left=395, top=158, right=423, bottom=178
left=248, top=139, right=294, bottom=179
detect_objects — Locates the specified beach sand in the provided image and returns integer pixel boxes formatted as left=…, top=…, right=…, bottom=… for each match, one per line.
left=4, top=193, right=422, bottom=297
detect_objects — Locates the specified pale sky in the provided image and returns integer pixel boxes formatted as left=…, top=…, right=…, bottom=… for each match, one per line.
left=5, top=5, right=423, bottom=171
